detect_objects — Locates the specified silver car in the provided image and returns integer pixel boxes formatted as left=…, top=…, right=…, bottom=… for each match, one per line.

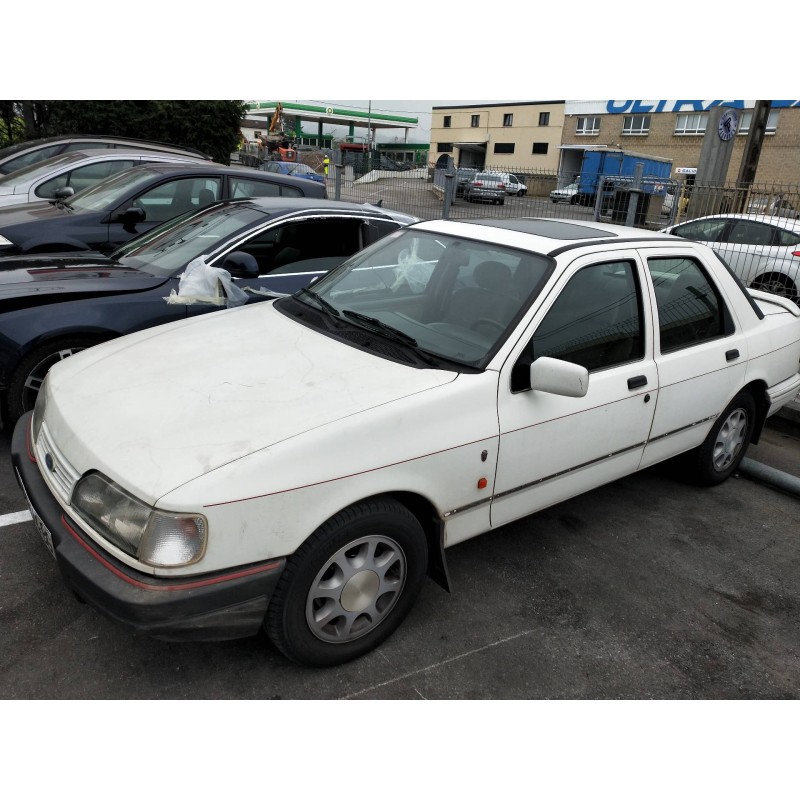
left=663, top=213, right=800, bottom=302
left=463, top=172, right=506, bottom=205
left=0, top=149, right=203, bottom=209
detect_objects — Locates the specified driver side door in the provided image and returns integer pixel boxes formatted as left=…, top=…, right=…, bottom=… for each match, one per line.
left=492, top=253, right=658, bottom=528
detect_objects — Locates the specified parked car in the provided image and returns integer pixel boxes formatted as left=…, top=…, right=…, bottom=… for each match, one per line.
left=463, top=172, right=506, bottom=205
left=262, top=161, right=326, bottom=185
left=662, top=213, right=800, bottom=302
left=745, top=195, right=799, bottom=219
left=0, top=149, right=208, bottom=209
left=0, top=161, right=327, bottom=256
left=455, top=167, right=479, bottom=198
left=494, top=172, right=527, bottom=196
left=0, top=135, right=211, bottom=176
left=12, top=217, right=800, bottom=666
left=0, top=197, right=418, bottom=423
left=550, top=182, right=580, bottom=204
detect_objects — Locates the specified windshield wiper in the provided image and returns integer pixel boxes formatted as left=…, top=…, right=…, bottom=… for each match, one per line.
left=295, top=287, right=340, bottom=317
left=342, top=309, right=418, bottom=346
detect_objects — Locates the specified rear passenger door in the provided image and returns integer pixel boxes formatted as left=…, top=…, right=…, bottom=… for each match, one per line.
left=639, top=248, right=747, bottom=468
left=493, top=252, right=658, bottom=528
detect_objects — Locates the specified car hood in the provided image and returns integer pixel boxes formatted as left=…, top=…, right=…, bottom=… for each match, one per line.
left=0, top=253, right=167, bottom=300
left=0, top=199, right=71, bottom=226
left=45, top=302, right=459, bottom=504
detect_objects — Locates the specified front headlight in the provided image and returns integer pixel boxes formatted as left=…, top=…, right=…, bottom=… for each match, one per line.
left=72, top=472, right=207, bottom=567
left=0, top=234, right=13, bottom=246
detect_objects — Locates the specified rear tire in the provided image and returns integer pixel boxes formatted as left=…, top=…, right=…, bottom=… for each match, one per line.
left=265, top=497, right=428, bottom=666
left=684, top=391, right=756, bottom=486
left=751, top=272, right=798, bottom=304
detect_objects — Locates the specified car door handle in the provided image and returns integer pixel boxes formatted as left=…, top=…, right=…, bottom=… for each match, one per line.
left=627, top=375, right=648, bottom=390
left=726, top=349, right=740, bottom=361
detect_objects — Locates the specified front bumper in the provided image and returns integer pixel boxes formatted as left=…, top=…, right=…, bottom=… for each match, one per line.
left=11, top=412, right=286, bottom=642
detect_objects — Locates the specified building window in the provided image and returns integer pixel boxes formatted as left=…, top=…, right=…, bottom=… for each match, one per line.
left=738, top=109, right=780, bottom=135
left=532, top=142, right=549, bottom=154
left=539, top=112, right=550, bottom=126
left=622, top=114, right=651, bottom=135
left=576, top=116, right=600, bottom=135
left=471, top=114, right=480, bottom=127
left=503, top=113, right=514, bottom=127
left=674, top=113, right=707, bottom=135
left=437, top=143, right=453, bottom=153
left=443, top=116, right=451, bottom=128
left=494, top=143, right=515, bottom=154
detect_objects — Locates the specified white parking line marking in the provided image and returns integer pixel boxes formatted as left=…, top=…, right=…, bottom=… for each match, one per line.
left=0, top=510, right=33, bottom=527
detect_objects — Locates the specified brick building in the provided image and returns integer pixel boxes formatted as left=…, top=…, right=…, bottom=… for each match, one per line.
left=430, top=100, right=800, bottom=185
left=561, top=101, right=800, bottom=185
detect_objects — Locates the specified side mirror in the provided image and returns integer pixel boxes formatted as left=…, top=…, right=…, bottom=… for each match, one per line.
left=222, top=251, right=259, bottom=278
left=115, top=205, right=146, bottom=233
left=116, top=206, right=146, bottom=224
left=530, top=357, right=589, bottom=398
left=54, top=187, right=75, bottom=200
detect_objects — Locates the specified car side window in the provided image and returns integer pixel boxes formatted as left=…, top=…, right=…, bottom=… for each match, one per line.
left=229, top=176, right=303, bottom=199
left=238, top=218, right=364, bottom=276
left=132, top=177, right=222, bottom=223
left=672, top=218, right=728, bottom=243
left=646, top=257, right=728, bottom=352
left=36, top=160, right=137, bottom=198
left=531, top=260, right=643, bottom=371
left=726, top=220, right=778, bottom=246
left=62, top=142, right=113, bottom=153
left=776, top=227, right=800, bottom=247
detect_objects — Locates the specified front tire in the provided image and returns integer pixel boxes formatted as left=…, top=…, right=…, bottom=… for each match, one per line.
left=685, top=391, right=756, bottom=485
left=6, top=337, right=98, bottom=424
left=265, top=497, right=428, bottom=666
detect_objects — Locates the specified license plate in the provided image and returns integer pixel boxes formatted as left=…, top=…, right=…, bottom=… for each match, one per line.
left=15, top=469, right=56, bottom=560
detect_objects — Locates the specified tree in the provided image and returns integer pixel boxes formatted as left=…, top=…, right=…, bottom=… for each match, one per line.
left=13, top=101, right=248, bottom=164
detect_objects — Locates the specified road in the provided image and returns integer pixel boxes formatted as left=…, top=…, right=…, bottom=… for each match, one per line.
left=1, top=417, right=798, bottom=700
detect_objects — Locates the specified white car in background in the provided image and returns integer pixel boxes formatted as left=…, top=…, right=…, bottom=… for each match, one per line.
left=662, top=213, right=800, bottom=302
left=0, top=149, right=203, bottom=208
left=550, top=182, right=580, bottom=204
left=13, top=217, right=800, bottom=667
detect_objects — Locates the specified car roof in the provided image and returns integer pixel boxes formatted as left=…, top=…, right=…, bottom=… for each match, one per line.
left=0, top=135, right=210, bottom=161
left=412, top=217, right=676, bottom=254
left=111, top=160, right=324, bottom=191
left=218, top=196, right=419, bottom=225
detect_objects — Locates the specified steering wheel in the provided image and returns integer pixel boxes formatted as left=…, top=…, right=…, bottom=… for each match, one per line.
left=471, top=318, right=505, bottom=335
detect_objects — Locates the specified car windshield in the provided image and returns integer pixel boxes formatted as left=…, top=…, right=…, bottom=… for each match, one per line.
left=0, top=151, right=87, bottom=186
left=288, top=164, right=314, bottom=174
left=300, top=229, right=553, bottom=369
left=114, top=203, right=266, bottom=276
left=65, top=167, right=164, bottom=211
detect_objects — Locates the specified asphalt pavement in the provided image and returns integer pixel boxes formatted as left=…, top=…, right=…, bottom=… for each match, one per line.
left=0, top=409, right=798, bottom=700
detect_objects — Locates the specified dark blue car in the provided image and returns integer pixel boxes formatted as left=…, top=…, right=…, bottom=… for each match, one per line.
left=0, top=197, right=418, bottom=424
left=262, top=161, right=326, bottom=185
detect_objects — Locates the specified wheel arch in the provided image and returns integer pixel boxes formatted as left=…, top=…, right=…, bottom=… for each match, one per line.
left=740, top=379, right=770, bottom=444
left=314, top=490, right=450, bottom=593
left=21, top=237, right=92, bottom=254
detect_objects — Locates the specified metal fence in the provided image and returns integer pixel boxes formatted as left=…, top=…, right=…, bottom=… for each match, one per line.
left=233, top=148, right=800, bottom=303
left=319, top=157, right=800, bottom=303
left=327, top=159, right=799, bottom=227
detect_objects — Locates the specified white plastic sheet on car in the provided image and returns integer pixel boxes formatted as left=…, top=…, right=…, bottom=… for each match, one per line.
left=165, top=256, right=249, bottom=308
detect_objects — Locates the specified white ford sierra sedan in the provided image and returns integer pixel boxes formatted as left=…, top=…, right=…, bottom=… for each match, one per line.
left=12, top=217, right=800, bottom=666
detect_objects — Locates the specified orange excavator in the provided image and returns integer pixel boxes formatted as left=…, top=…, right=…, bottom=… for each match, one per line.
left=256, top=103, right=297, bottom=162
